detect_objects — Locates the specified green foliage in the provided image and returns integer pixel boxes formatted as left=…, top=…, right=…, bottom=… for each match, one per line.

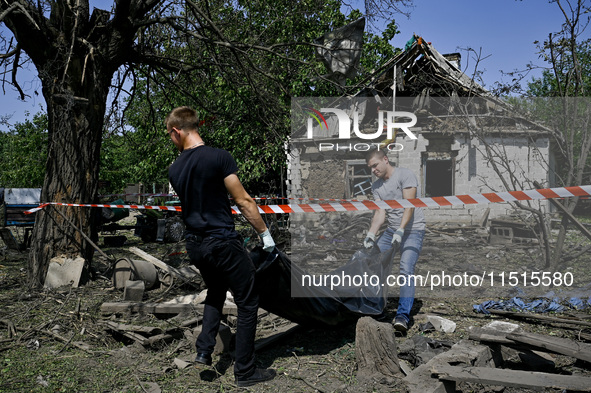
left=525, top=24, right=591, bottom=188
left=528, top=37, right=591, bottom=97
left=100, top=127, right=178, bottom=194
left=121, top=1, right=401, bottom=194
left=0, top=113, right=48, bottom=187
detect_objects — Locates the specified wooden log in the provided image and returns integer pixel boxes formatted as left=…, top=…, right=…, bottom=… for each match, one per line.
left=355, top=316, right=402, bottom=378
left=432, top=365, right=591, bottom=391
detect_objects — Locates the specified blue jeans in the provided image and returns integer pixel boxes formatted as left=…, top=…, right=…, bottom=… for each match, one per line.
left=376, top=228, right=425, bottom=323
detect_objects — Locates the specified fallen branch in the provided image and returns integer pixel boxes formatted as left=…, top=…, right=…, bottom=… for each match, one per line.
left=51, top=206, right=113, bottom=262
left=43, top=329, right=95, bottom=354
left=0, top=319, right=17, bottom=338
left=286, top=373, right=330, bottom=393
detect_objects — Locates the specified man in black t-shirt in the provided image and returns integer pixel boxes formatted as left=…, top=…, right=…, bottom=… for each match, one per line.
left=166, top=106, right=276, bottom=387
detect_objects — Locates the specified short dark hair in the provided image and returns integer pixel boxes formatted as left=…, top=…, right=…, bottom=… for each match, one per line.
left=365, top=148, right=387, bottom=162
left=165, top=106, right=199, bottom=131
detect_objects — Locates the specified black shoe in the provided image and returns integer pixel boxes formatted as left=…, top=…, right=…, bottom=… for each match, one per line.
left=236, top=368, right=276, bottom=387
left=393, top=316, right=408, bottom=333
left=194, top=353, right=212, bottom=366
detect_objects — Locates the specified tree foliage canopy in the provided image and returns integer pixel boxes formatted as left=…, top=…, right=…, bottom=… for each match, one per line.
left=0, top=113, right=48, bottom=188
left=101, top=1, right=404, bottom=194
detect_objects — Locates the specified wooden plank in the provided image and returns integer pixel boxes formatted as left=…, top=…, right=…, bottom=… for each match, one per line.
left=468, top=328, right=515, bottom=345
left=179, top=316, right=203, bottom=328
left=120, top=331, right=149, bottom=346
left=507, top=331, right=591, bottom=363
left=478, top=207, right=490, bottom=227
left=100, top=302, right=196, bottom=315
left=486, top=309, right=591, bottom=328
left=144, top=332, right=182, bottom=346
left=100, top=321, right=164, bottom=335
left=101, top=302, right=234, bottom=316
left=255, top=323, right=300, bottom=352
left=534, top=180, right=591, bottom=241
left=404, top=342, right=494, bottom=393
left=432, top=365, right=591, bottom=391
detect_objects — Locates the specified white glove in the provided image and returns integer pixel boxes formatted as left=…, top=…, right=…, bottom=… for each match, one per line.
left=392, top=228, right=405, bottom=246
left=260, top=229, right=275, bottom=252
left=363, top=232, right=376, bottom=248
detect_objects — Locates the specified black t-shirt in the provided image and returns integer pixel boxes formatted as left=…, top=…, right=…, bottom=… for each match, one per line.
left=168, top=146, right=238, bottom=239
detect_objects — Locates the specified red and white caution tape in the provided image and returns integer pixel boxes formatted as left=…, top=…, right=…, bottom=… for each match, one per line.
left=98, top=192, right=360, bottom=203
left=25, top=185, right=591, bottom=215
left=25, top=202, right=182, bottom=215
left=99, top=192, right=175, bottom=198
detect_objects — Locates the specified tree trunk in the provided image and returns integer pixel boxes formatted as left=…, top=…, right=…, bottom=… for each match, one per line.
left=355, top=316, right=402, bottom=380
left=1, top=1, right=158, bottom=287
left=550, top=198, right=578, bottom=270
left=27, top=67, right=110, bottom=287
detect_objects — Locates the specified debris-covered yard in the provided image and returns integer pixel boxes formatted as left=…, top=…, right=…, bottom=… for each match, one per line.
left=1, top=212, right=591, bottom=393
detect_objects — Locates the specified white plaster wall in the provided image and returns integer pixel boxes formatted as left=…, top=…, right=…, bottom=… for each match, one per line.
left=287, top=133, right=552, bottom=225
left=387, top=133, right=551, bottom=224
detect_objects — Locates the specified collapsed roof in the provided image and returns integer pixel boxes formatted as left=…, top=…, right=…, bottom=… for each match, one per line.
left=355, top=35, right=492, bottom=99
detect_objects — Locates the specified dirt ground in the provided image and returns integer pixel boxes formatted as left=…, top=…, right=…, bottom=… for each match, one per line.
left=1, top=212, right=591, bottom=393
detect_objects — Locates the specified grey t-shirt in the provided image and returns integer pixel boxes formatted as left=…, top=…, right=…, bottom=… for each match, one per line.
left=371, top=167, right=426, bottom=231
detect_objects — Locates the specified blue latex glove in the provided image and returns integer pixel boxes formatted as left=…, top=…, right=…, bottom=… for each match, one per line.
left=260, top=229, right=275, bottom=252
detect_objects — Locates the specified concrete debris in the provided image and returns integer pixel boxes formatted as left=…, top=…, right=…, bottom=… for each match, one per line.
left=123, top=280, right=145, bottom=302
left=425, top=315, right=456, bottom=333
left=481, top=320, right=520, bottom=333
left=44, top=256, right=85, bottom=289
left=173, top=358, right=192, bottom=370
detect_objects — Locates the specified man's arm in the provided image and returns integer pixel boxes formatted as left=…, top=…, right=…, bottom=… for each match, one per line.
left=398, top=186, right=416, bottom=230
left=224, top=173, right=267, bottom=234
left=368, top=208, right=386, bottom=235
left=364, top=205, right=386, bottom=248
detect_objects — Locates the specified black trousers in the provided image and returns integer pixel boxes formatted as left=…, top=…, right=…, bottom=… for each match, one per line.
left=186, top=235, right=258, bottom=378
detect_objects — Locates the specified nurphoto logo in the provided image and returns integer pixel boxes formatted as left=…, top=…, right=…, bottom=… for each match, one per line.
left=305, top=108, right=418, bottom=140
left=301, top=100, right=418, bottom=152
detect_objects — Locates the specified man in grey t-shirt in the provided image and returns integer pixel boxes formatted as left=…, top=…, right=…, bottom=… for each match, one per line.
left=364, top=149, right=426, bottom=333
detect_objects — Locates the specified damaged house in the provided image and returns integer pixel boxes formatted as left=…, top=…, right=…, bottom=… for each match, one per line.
left=288, top=36, right=554, bottom=225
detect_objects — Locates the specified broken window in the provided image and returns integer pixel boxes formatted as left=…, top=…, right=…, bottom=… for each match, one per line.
left=423, top=158, right=454, bottom=197
left=345, top=160, right=373, bottom=198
